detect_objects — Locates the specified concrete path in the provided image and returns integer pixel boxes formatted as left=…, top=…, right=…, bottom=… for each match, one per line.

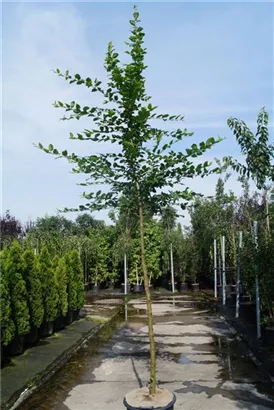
left=18, top=295, right=274, bottom=410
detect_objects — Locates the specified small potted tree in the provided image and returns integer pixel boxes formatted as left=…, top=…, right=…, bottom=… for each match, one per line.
left=53, top=256, right=68, bottom=330
left=39, top=6, right=221, bottom=408
left=0, top=248, right=16, bottom=362
left=22, top=249, right=44, bottom=344
left=70, top=250, right=85, bottom=320
left=5, top=242, right=30, bottom=355
left=38, top=247, right=58, bottom=336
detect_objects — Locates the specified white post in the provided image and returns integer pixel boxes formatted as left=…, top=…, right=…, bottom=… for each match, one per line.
left=253, top=221, right=261, bottom=339
left=170, top=243, right=175, bottom=293
left=222, top=236, right=226, bottom=305
left=235, top=231, right=242, bottom=319
left=214, top=239, right=217, bottom=298
left=124, top=253, right=127, bottom=295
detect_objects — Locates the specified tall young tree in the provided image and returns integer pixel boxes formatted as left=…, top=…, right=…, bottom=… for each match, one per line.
left=38, top=7, right=221, bottom=395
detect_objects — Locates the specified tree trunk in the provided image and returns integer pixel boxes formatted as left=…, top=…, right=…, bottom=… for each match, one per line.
left=136, top=182, right=156, bottom=395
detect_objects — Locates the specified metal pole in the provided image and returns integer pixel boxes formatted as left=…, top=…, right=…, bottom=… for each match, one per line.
left=170, top=243, right=175, bottom=293
left=253, top=221, right=261, bottom=339
left=235, top=231, right=242, bottom=319
left=222, top=236, right=226, bottom=305
left=214, top=239, right=217, bottom=298
left=124, top=253, right=127, bottom=295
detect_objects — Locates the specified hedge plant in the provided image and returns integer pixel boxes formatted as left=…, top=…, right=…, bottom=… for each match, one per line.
left=38, top=247, right=58, bottom=323
left=6, top=242, right=30, bottom=336
left=22, top=249, right=44, bottom=329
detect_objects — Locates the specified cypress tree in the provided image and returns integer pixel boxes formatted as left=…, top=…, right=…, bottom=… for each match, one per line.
left=22, top=249, right=44, bottom=328
left=6, top=242, right=30, bottom=336
left=55, top=257, right=68, bottom=317
left=38, top=247, right=58, bottom=323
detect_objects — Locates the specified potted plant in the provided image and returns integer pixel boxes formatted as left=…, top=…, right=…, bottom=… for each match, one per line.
left=0, top=248, right=16, bottom=362
left=53, top=256, right=68, bottom=330
left=22, top=249, right=44, bottom=344
left=70, top=250, right=85, bottom=320
left=39, top=6, right=221, bottom=407
left=4, top=242, right=30, bottom=355
left=38, top=247, right=58, bottom=337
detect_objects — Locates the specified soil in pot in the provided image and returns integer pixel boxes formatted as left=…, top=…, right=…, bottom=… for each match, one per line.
left=9, top=335, right=25, bottom=356
left=124, top=387, right=176, bottom=410
left=133, top=284, right=143, bottom=293
left=180, top=282, right=188, bottom=291
left=39, top=321, right=54, bottom=337
left=65, top=310, right=73, bottom=326
left=54, top=315, right=65, bottom=331
left=191, top=283, right=200, bottom=292
left=25, top=327, right=39, bottom=345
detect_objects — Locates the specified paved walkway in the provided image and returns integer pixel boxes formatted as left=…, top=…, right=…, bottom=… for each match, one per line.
left=17, top=294, right=274, bottom=410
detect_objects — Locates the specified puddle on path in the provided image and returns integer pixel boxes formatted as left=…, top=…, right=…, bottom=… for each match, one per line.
left=16, top=296, right=274, bottom=410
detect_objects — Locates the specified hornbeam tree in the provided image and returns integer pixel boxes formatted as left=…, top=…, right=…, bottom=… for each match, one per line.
left=37, top=6, right=221, bottom=395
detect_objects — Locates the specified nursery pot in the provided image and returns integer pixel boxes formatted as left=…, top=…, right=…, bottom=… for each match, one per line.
left=124, top=387, right=176, bottom=410
left=226, top=285, right=232, bottom=298
left=39, top=321, right=54, bottom=337
left=65, top=310, right=74, bottom=326
left=73, top=309, right=80, bottom=321
left=180, top=282, right=188, bottom=291
left=1, top=344, right=4, bottom=366
left=191, top=283, right=200, bottom=292
left=10, top=335, right=25, bottom=356
left=25, top=327, right=39, bottom=345
left=121, top=283, right=131, bottom=294
left=134, top=284, right=143, bottom=293
left=54, top=315, right=65, bottom=331
left=264, top=326, right=274, bottom=345
left=230, top=284, right=237, bottom=294
left=240, top=302, right=256, bottom=324
left=92, top=284, right=100, bottom=293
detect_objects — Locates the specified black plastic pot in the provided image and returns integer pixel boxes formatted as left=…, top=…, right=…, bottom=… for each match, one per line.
left=226, top=285, right=232, bottom=298
left=39, top=321, right=54, bottom=337
left=230, top=285, right=237, bottom=294
left=240, top=302, right=256, bottom=324
left=10, top=335, right=24, bottom=356
left=121, top=283, right=131, bottom=294
left=65, top=310, right=73, bottom=326
left=73, top=309, right=80, bottom=321
left=191, top=283, right=199, bottom=292
left=123, top=391, right=176, bottom=410
left=25, top=327, right=39, bottom=345
left=180, top=282, right=188, bottom=291
left=92, top=284, right=100, bottom=293
left=134, top=284, right=143, bottom=293
left=1, top=344, right=4, bottom=366
left=264, top=326, right=274, bottom=345
left=54, top=315, right=65, bottom=331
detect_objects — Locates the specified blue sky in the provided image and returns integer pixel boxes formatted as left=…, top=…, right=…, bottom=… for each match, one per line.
left=2, top=1, right=273, bottom=226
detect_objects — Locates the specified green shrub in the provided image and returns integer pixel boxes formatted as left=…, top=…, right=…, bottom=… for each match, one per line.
left=22, top=250, right=44, bottom=328
left=55, top=257, right=68, bottom=317
left=65, top=251, right=84, bottom=311
left=38, top=247, right=58, bottom=322
left=6, top=242, right=30, bottom=336
left=0, top=248, right=16, bottom=345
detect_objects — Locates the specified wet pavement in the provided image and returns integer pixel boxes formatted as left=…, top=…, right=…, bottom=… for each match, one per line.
left=17, top=294, right=274, bottom=410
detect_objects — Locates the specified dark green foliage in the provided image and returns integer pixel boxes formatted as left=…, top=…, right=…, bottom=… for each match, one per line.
left=69, top=251, right=84, bottom=310
left=55, top=257, right=68, bottom=317
left=0, top=248, right=16, bottom=345
left=6, top=242, right=30, bottom=336
left=38, top=247, right=58, bottom=322
left=22, top=250, right=44, bottom=328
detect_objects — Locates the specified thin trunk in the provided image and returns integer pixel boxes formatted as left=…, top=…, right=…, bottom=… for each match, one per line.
left=136, top=181, right=156, bottom=395
left=266, top=191, right=270, bottom=232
